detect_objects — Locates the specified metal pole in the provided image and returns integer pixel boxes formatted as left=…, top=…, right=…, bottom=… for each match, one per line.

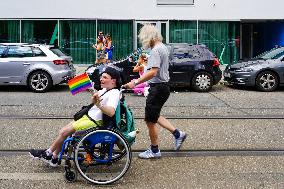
left=19, top=20, right=22, bottom=43
left=166, top=20, right=169, bottom=44
left=57, top=20, right=60, bottom=47
left=134, top=20, right=137, bottom=50
left=196, top=20, right=199, bottom=44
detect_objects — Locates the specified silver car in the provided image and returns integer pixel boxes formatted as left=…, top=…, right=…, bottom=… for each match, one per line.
left=224, top=47, right=284, bottom=92
left=0, top=43, right=76, bottom=92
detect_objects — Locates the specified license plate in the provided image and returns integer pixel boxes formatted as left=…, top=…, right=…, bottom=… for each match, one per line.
left=224, top=72, right=230, bottom=77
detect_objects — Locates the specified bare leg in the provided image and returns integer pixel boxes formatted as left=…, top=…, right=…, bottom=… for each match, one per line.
left=157, top=115, right=176, bottom=133
left=146, top=121, right=159, bottom=146
left=49, top=121, right=75, bottom=155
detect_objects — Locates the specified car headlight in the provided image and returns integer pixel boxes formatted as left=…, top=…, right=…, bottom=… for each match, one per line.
left=235, top=67, right=254, bottom=72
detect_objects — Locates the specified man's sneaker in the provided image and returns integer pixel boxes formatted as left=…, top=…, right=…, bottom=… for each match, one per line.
left=174, top=131, right=187, bottom=150
left=29, top=149, right=52, bottom=163
left=49, top=157, right=59, bottom=167
left=138, top=148, right=161, bottom=159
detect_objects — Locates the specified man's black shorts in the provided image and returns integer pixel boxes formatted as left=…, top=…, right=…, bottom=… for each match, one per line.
left=145, top=83, right=170, bottom=123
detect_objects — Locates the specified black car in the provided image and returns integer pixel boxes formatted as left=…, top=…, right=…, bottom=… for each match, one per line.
left=224, top=47, right=284, bottom=92
left=86, top=43, right=222, bottom=92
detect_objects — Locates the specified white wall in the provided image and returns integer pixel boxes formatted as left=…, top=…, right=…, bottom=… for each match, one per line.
left=1, top=0, right=284, bottom=20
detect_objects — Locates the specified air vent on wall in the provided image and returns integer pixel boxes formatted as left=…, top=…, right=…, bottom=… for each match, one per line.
left=157, top=0, right=194, bottom=5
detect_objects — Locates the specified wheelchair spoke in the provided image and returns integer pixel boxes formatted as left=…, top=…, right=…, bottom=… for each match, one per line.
left=74, top=130, right=132, bottom=184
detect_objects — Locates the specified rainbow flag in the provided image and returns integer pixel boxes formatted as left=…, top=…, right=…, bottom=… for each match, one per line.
left=68, top=73, right=92, bottom=95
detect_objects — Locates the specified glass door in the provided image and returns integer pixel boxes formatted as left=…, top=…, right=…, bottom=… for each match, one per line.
left=134, top=21, right=169, bottom=50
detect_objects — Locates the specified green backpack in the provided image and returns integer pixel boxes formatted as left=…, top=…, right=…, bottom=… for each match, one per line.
left=114, top=97, right=136, bottom=145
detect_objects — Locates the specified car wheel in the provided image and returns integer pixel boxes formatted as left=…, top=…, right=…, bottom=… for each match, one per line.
left=28, top=71, right=52, bottom=93
left=191, top=71, right=213, bottom=92
left=256, top=71, right=279, bottom=92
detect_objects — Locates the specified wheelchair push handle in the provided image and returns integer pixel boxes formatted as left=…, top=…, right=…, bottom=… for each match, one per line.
left=120, top=86, right=127, bottom=92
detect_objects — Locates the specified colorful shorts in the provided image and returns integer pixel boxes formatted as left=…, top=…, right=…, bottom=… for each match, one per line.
left=72, top=115, right=103, bottom=131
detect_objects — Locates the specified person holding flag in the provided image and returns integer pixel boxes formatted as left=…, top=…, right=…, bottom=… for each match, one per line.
left=29, top=67, right=121, bottom=167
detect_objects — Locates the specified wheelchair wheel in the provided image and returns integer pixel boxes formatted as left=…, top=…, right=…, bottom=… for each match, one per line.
left=74, top=129, right=131, bottom=185
left=65, top=169, right=77, bottom=182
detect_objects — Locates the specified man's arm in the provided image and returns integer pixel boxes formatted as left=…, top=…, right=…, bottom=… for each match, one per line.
left=92, top=91, right=118, bottom=117
left=124, top=67, right=158, bottom=89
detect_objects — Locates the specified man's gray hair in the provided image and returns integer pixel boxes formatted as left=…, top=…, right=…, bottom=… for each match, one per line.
left=138, top=24, right=163, bottom=49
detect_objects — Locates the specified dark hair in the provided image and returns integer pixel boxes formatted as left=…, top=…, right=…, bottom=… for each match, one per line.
left=101, top=67, right=122, bottom=88
left=98, top=36, right=104, bottom=41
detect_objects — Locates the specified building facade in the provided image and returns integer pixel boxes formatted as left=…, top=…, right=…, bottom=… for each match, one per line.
left=1, top=0, right=284, bottom=64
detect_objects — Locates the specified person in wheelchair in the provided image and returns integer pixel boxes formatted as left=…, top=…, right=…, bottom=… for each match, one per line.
left=29, top=66, right=121, bottom=167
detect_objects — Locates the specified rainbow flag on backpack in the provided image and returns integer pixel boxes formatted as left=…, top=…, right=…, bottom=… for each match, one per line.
left=68, top=73, right=92, bottom=95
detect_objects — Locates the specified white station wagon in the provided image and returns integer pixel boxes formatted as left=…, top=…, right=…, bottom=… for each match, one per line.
left=0, top=43, right=76, bottom=92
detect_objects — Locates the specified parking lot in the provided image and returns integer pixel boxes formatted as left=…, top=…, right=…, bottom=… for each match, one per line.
left=0, top=82, right=284, bottom=188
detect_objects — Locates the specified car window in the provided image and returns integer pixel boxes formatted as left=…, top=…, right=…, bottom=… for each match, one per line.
left=173, top=47, right=188, bottom=58
left=198, top=47, right=215, bottom=59
left=255, top=47, right=284, bottom=60
left=0, top=45, right=7, bottom=57
left=50, top=48, right=67, bottom=57
left=7, top=46, right=33, bottom=58
left=32, top=47, right=46, bottom=57
left=188, top=46, right=201, bottom=59
left=271, top=49, right=284, bottom=59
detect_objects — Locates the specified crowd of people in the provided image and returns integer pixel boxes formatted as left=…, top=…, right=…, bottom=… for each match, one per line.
left=92, top=31, right=113, bottom=64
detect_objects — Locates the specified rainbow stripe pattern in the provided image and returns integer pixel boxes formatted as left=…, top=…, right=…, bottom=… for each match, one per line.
left=68, top=73, right=92, bottom=95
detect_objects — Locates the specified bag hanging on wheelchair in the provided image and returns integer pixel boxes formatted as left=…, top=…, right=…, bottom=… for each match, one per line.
left=115, top=99, right=136, bottom=145
left=73, top=103, right=94, bottom=121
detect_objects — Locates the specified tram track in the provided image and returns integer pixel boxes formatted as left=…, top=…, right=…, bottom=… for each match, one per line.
left=1, top=149, right=284, bottom=158
left=0, top=115, right=284, bottom=120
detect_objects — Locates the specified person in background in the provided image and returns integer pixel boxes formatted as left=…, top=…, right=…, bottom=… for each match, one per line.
left=93, top=34, right=106, bottom=64
left=124, top=24, right=187, bottom=159
left=132, top=53, right=148, bottom=96
left=104, top=34, right=113, bottom=63
left=98, top=31, right=106, bottom=43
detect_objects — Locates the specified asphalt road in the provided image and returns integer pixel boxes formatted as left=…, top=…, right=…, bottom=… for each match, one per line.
left=0, top=84, right=284, bottom=188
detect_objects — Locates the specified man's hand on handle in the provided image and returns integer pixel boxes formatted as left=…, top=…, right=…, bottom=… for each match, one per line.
left=123, top=81, right=136, bottom=89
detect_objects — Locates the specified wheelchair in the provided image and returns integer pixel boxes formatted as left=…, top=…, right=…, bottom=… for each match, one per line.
left=57, top=94, right=135, bottom=185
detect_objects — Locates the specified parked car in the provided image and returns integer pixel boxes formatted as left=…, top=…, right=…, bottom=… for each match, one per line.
left=224, top=46, right=284, bottom=91
left=0, top=43, right=76, bottom=92
left=86, top=43, right=222, bottom=92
